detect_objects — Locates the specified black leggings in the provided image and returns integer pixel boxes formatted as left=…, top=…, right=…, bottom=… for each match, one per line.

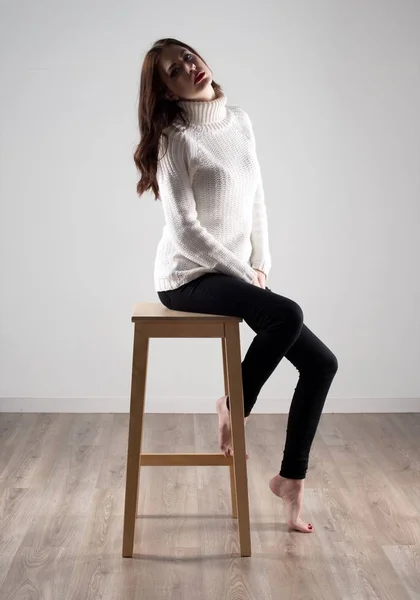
left=158, top=273, right=338, bottom=479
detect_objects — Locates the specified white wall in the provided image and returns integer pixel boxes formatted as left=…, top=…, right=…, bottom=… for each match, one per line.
left=1, top=0, right=419, bottom=413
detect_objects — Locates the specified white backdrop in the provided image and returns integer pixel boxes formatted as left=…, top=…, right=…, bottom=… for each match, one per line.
left=1, top=0, right=419, bottom=413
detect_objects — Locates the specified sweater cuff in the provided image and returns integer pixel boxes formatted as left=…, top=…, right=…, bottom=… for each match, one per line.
left=251, top=261, right=270, bottom=278
left=244, top=265, right=257, bottom=283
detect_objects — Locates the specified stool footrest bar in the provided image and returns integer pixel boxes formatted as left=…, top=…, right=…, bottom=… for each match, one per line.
left=140, top=453, right=234, bottom=466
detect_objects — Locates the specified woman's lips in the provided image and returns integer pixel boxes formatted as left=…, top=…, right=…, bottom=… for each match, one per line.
left=194, top=71, right=205, bottom=84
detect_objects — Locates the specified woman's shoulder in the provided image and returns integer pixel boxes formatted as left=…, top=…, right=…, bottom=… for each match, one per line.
left=227, top=104, right=252, bottom=125
left=227, top=104, right=247, bottom=116
left=226, top=105, right=254, bottom=141
left=161, top=122, right=188, bottom=140
left=226, top=105, right=255, bottom=146
left=158, top=124, right=195, bottom=166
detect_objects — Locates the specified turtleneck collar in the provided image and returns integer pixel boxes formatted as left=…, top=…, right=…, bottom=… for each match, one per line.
left=178, top=90, right=227, bottom=125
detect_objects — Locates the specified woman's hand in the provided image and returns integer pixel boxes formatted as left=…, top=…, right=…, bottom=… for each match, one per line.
left=252, top=268, right=267, bottom=289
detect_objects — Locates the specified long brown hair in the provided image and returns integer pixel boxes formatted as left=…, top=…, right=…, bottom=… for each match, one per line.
left=133, top=38, right=223, bottom=200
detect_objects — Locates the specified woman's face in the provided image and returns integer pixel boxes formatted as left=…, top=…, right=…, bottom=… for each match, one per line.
left=157, top=44, right=216, bottom=102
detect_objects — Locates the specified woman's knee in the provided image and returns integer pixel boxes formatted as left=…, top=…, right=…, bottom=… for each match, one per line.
left=284, top=300, right=304, bottom=332
left=323, top=350, right=339, bottom=376
left=268, top=299, right=304, bottom=341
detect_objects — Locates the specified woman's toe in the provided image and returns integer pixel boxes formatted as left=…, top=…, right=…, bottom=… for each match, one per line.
left=289, top=519, right=313, bottom=533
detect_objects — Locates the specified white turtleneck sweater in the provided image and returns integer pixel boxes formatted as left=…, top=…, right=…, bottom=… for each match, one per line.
left=154, top=90, right=271, bottom=291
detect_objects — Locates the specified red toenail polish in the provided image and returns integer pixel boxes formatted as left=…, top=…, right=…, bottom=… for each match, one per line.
left=308, top=524, right=312, bottom=529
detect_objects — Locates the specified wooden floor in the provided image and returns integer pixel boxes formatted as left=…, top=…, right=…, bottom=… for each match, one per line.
left=0, top=412, right=419, bottom=600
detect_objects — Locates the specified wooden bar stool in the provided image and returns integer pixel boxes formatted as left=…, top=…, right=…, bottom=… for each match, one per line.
left=122, top=302, right=251, bottom=558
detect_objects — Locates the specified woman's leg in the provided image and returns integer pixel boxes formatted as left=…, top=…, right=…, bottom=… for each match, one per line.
left=280, top=324, right=339, bottom=480
left=158, top=273, right=305, bottom=417
left=269, top=323, right=338, bottom=533
left=158, top=273, right=303, bottom=462
left=158, top=273, right=338, bottom=532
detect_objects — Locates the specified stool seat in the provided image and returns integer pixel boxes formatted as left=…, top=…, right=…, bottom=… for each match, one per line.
left=132, top=302, right=243, bottom=322
left=122, top=302, right=251, bottom=558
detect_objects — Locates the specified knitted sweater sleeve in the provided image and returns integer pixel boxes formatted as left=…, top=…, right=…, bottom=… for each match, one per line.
left=242, top=112, right=272, bottom=277
left=156, top=131, right=257, bottom=284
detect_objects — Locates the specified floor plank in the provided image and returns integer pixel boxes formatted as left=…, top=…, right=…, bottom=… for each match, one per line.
left=0, top=412, right=419, bottom=600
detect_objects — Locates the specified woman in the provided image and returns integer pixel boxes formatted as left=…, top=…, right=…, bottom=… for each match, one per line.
left=134, top=38, right=338, bottom=533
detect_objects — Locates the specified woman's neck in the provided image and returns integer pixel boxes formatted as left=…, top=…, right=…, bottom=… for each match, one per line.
left=178, top=89, right=227, bottom=125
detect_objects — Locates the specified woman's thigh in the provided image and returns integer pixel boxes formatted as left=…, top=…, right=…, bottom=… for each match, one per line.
left=158, top=273, right=303, bottom=334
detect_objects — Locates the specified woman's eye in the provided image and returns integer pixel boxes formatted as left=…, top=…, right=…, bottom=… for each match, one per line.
left=170, top=54, right=194, bottom=77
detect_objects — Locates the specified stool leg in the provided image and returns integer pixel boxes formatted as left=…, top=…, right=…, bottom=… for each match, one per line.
left=122, top=323, right=149, bottom=558
left=229, top=463, right=238, bottom=519
left=222, top=338, right=238, bottom=519
left=224, top=322, right=251, bottom=557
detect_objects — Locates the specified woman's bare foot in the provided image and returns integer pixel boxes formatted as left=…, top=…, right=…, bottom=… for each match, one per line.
left=216, top=396, right=248, bottom=459
left=269, top=474, right=313, bottom=533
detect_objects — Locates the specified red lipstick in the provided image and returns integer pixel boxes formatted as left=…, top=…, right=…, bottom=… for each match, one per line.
left=194, top=71, right=205, bottom=84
